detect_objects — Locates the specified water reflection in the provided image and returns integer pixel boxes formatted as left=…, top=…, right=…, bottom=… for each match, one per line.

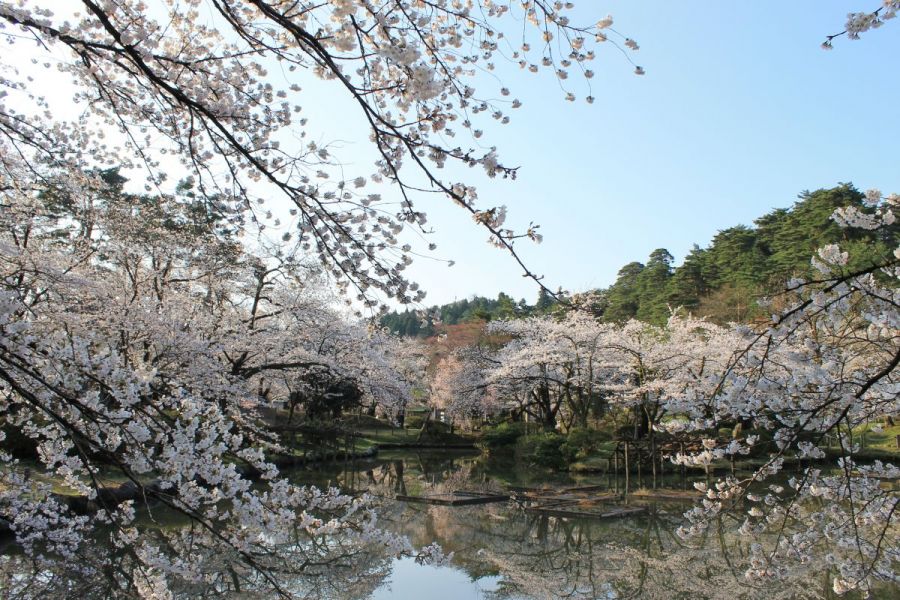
left=370, top=557, right=503, bottom=600
left=295, top=451, right=880, bottom=600
left=1, top=452, right=887, bottom=599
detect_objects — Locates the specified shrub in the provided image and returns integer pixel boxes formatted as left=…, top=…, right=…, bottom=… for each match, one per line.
left=480, top=422, right=526, bottom=448
left=516, top=432, right=567, bottom=469
left=403, top=412, right=427, bottom=429
left=561, top=427, right=607, bottom=461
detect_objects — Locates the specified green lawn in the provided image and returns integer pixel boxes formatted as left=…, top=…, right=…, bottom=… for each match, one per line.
left=854, top=423, right=900, bottom=451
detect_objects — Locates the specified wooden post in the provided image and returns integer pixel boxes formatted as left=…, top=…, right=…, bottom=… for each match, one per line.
left=624, top=441, right=630, bottom=495
left=637, top=443, right=642, bottom=488
left=651, top=437, right=657, bottom=489
left=614, top=447, right=619, bottom=494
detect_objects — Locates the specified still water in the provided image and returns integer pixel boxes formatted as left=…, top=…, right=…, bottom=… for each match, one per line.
left=1, top=450, right=889, bottom=599
left=289, top=450, right=873, bottom=600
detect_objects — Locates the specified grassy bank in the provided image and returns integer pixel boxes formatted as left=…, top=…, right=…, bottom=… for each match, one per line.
left=475, top=422, right=900, bottom=476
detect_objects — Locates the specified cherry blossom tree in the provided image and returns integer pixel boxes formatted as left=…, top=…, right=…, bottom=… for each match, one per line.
left=674, top=191, right=899, bottom=596
left=430, top=348, right=499, bottom=425
left=453, top=312, right=741, bottom=434
left=0, top=0, right=641, bottom=304
left=598, top=316, right=744, bottom=442
left=262, top=292, right=426, bottom=423
left=483, top=313, right=613, bottom=429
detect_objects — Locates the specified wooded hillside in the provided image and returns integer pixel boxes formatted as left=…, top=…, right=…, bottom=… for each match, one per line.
left=381, top=184, right=899, bottom=332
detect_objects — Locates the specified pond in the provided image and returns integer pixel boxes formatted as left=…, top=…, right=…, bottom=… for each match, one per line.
left=284, top=450, right=885, bottom=600
left=0, top=450, right=892, bottom=599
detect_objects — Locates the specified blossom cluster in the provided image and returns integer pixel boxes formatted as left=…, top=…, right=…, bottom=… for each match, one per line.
left=0, top=0, right=639, bottom=305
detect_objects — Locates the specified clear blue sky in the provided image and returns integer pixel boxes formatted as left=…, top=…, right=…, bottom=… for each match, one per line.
left=303, top=2, right=900, bottom=308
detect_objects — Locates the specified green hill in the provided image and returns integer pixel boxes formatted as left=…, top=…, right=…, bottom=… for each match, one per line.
left=381, top=184, right=898, bottom=333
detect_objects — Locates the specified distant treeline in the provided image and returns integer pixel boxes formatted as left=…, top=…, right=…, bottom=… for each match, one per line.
left=379, top=291, right=556, bottom=337
left=381, top=184, right=898, bottom=335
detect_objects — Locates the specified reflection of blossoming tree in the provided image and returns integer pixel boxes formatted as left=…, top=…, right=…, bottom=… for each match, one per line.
left=0, top=523, right=398, bottom=600
left=386, top=500, right=841, bottom=599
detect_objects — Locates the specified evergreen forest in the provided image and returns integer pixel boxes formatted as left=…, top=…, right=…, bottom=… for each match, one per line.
left=381, top=184, right=899, bottom=333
